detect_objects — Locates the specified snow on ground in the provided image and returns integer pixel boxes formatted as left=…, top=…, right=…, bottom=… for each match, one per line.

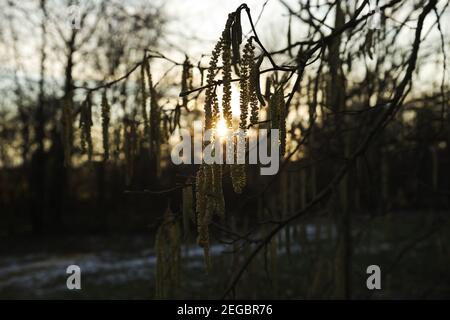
left=0, top=223, right=333, bottom=297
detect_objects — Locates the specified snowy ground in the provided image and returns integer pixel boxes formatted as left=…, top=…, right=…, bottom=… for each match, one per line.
left=0, top=242, right=229, bottom=298
left=4, top=217, right=445, bottom=299
left=0, top=224, right=325, bottom=299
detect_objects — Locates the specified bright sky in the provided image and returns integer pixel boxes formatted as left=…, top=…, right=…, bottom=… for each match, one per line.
left=164, top=0, right=289, bottom=59
left=2, top=0, right=448, bottom=99
left=156, top=0, right=449, bottom=94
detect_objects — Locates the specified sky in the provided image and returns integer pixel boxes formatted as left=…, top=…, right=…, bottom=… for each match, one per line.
left=1, top=0, right=448, bottom=166
left=3, top=0, right=448, bottom=90
left=142, top=0, right=449, bottom=95
left=2, top=0, right=448, bottom=110
left=166, top=0, right=282, bottom=53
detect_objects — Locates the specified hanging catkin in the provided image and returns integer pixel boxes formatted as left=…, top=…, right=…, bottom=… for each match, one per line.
left=240, top=39, right=251, bottom=130
left=79, top=93, right=93, bottom=161
left=269, top=91, right=280, bottom=129
left=155, top=207, right=181, bottom=299
left=199, top=65, right=204, bottom=86
left=204, top=41, right=223, bottom=131
left=270, top=90, right=286, bottom=156
left=123, top=117, right=137, bottom=185
left=264, top=76, right=272, bottom=102
left=145, top=61, right=162, bottom=178
left=113, top=125, right=121, bottom=162
left=196, top=165, right=212, bottom=270
left=279, top=92, right=286, bottom=157
left=181, top=56, right=193, bottom=109
left=62, top=94, right=73, bottom=167
left=144, top=58, right=155, bottom=150
left=230, top=126, right=246, bottom=193
left=252, top=55, right=266, bottom=106
left=247, top=41, right=262, bottom=126
left=228, top=38, right=256, bottom=194
left=101, top=90, right=110, bottom=161
left=195, top=165, right=206, bottom=221
left=173, top=104, right=181, bottom=132
left=212, top=89, right=220, bottom=126
left=230, top=163, right=246, bottom=193
left=154, top=114, right=161, bottom=178
left=221, top=14, right=234, bottom=128
left=231, top=10, right=242, bottom=65
left=141, top=56, right=149, bottom=136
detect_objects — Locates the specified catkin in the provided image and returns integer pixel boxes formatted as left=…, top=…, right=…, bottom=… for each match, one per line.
left=101, top=90, right=110, bottom=161
left=199, top=66, right=204, bottom=86
left=279, top=93, right=286, bottom=157
left=228, top=38, right=256, bottom=194
left=264, top=76, right=272, bottom=103
left=270, top=92, right=280, bottom=131
left=144, top=57, right=160, bottom=163
left=252, top=55, right=266, bottom=106
left=155, top=207, right=181, bottom=299
left=204, top=41, right=223, bottom=131
left=141, top=57, right=149, bottom=136
left=148, top=64, right=156, bottom=147
left=123, top=117, right=137, bottom=185
left=221, top=15, right=234, bottom=128
left=247, top=40, right=261, bottom=126
left=364, top=29, right=375, bottom=60
left=196, top=165, right=212, bottom=270
left=79, top=93, right=93, bottom=161
left=147, top=63, right=162, bottom=177
left=211, top=90, right=219, bottom=126
left=231, top=10, right=242, bottom=65
left=113, top=125, right=121, bottom=162
left=231, top=164, right=246, bottom=194
left=270, top=90, right=286, bottom=156
left=195, top=165, right=206, bottom=217
left=173, top=104, right=181, bottom=132
left=62, top=94, right=73, bottom=167
left=181, top=56, right=193, bottom=109
left=239, top=40, right=251, bottom=130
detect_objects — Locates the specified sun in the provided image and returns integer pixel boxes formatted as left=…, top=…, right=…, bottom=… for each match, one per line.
left=216, top=117, right=228, bottom=138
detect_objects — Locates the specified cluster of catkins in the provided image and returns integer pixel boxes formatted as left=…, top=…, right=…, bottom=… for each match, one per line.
left=189, top=8, right=271, bottom=269
left=71, top=55, right=165, bottom=179
left=77, top=90, right=112, bottom=164
left=121, top=55, right=163, bottom=182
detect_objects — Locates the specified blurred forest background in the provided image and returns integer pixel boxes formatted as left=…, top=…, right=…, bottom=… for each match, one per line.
left=0, top=0, right=449, bottom=299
